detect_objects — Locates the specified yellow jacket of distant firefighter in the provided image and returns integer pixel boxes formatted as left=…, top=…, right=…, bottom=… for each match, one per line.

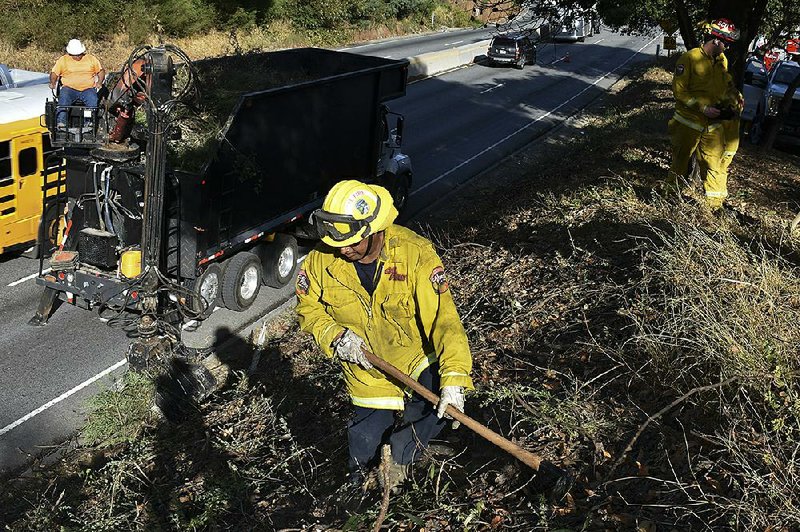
left=296, top=223, right=474, bottom=410
left=672, top=47, right=736, bottom=130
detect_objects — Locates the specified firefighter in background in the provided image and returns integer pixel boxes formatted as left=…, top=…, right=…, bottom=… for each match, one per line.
left=295, top=180, right=473, bottom=492
left=667, top=19, right=741, bottom=210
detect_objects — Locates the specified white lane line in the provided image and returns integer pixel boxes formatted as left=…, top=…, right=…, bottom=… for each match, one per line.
left=411, top=36, right=658, bottom=197
left=481, top=83, right=505, bottom=94
left=593, top=38, right=606, bottom=45
left=8, top=268, right=51, bottom=287
left=445, top=40, right=464, bottom=46
left=0, top=358, right=127, bottom=437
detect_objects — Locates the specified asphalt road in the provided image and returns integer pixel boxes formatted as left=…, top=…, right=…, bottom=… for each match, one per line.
left=0, top=29, right=657, bottom=475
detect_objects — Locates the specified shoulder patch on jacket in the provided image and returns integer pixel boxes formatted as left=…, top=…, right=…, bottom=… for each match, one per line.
left=675, top=63, right=685, bottom=75
left=296, top=269, right=310, bottom=296
left=430, top=266, right=449, bottom=294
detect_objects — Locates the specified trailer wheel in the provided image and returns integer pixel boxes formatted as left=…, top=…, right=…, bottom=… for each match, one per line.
left=258, top=234, right=298, bottom=288
left=221, top=252, right=262, bottom=311
left=29, top=203, right=61, bottom=259
left=188, top=263, right=223, bottom=318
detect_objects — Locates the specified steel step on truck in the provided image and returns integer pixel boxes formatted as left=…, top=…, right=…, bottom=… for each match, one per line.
left=32, top=46, right=413, bottom=324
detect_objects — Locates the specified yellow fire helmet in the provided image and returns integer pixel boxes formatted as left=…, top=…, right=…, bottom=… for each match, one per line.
left=312, top=180, right=398, bottom=248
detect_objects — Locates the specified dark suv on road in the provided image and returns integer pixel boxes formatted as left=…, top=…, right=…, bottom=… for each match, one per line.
left=487, top=33, right=537, bottom=69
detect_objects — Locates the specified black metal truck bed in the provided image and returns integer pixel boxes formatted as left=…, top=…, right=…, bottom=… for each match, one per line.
left=170, top=48, right=409, bottom=275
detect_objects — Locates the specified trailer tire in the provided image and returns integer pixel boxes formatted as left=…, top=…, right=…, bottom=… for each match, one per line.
left=30, top=203, right=61, bottom=259
left=221, top=252, right=262, bottom=312
left=257, top=234, right=298, bottom=288
left=188, top=263, right=223, bottom=318
left=387, top=173, right=411, bottom=214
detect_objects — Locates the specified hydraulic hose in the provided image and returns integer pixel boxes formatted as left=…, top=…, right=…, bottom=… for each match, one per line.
left=90, top=162, right=105, bottom=232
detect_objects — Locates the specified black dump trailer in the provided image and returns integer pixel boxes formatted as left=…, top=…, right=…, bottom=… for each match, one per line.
left=35, top=48, right=412, bottom=319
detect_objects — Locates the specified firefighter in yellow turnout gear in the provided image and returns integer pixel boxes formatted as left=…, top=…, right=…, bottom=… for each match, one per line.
left=668, top=19, right=742, bottom=209
left=295, top=180, right=473, bottom=491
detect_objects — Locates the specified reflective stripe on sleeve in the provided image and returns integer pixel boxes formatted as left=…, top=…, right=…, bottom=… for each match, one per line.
left=442, top=371, right=469, bottom=378
left=673, top=113, right=704, bottom=132
left=409, top=353, right=437, bottom=381
left=672, top=112, right=722, bottom=133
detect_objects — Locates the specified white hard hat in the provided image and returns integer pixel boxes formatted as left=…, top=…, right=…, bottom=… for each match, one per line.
left=66, top=39, right=86, bottom=55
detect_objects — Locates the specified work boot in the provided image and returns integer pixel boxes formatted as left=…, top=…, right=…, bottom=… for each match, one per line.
left=417, top=443, right=456, bottom=466
left=705, top=197, right=724, bottom=211
left=379, top=461, right=409, bottom=494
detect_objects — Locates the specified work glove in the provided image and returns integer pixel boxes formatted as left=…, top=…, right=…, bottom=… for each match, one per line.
left=332, top=329, right=373, bottom=370
left=437, top=386, right=465, bottom=429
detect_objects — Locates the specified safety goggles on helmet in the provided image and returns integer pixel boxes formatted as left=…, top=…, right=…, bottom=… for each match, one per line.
left=311, top=195, right=382, bottom=244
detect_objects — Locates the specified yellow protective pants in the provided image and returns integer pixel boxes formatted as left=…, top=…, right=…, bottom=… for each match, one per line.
left=667, top=117, right=728, bottom=209
left=720, top=118, right=740, bottom=174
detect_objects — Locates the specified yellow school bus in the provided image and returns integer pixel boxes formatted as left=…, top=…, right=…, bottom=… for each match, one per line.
left=0, top=83, right=64, bottom=255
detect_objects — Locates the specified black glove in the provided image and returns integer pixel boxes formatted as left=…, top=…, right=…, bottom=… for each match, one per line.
left=715, top=104, right=737, bottom=120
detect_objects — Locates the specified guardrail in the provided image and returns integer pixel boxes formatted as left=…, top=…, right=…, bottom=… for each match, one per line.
left=407, top=39, right=491, bottom=81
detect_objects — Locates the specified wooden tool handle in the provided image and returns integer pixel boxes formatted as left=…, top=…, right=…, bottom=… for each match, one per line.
left=364, top=351, right=542, bottom=471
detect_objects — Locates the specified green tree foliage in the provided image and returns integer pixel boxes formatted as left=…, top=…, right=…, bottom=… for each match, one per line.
left=1, top=0, right=450, bottom=49
left=591, top=0, right=800, bottom=83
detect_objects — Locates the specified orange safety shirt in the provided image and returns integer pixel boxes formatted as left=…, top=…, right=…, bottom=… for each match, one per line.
left=51, top=54, right=103, bottom=91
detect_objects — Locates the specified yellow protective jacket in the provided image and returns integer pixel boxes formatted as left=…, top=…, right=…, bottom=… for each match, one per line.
left=296, top=224, right=474, bottom=410
left=672, top=47, right=740, bottom=131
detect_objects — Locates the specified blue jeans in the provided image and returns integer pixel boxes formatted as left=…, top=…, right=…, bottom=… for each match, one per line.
left=57, top=86, right=98, bottom=126
left=347, top=364, right=446, bottom=477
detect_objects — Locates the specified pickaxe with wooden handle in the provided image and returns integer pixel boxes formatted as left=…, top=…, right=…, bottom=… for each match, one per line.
left=363, top=350, right=574, bottom=497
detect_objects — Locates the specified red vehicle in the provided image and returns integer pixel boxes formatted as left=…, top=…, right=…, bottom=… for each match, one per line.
left=764, top=49, right=782, bottom=72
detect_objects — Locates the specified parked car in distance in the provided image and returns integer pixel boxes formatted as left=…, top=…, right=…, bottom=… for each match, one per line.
left=749, top=60, right=800, bottom=145
left=487, top=33, right=537, bottom=69
left=553, top=15, right=589, bottom=42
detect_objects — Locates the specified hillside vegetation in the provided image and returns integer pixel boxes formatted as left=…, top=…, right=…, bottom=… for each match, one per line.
left=3, top=58, right=800, bottom=530
left=2, top=0, right=478, bottom=72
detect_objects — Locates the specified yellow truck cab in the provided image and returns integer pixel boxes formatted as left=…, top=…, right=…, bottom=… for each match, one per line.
left=0, top=73, right=63, bottom=255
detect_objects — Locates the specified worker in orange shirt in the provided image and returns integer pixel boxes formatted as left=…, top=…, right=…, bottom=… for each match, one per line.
left=50, top=39, right=105, bottom=128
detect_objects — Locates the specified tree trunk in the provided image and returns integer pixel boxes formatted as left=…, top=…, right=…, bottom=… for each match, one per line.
left=673, top=0, right=697, bottom=51
left=762, top=70, right=800, bottom=150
